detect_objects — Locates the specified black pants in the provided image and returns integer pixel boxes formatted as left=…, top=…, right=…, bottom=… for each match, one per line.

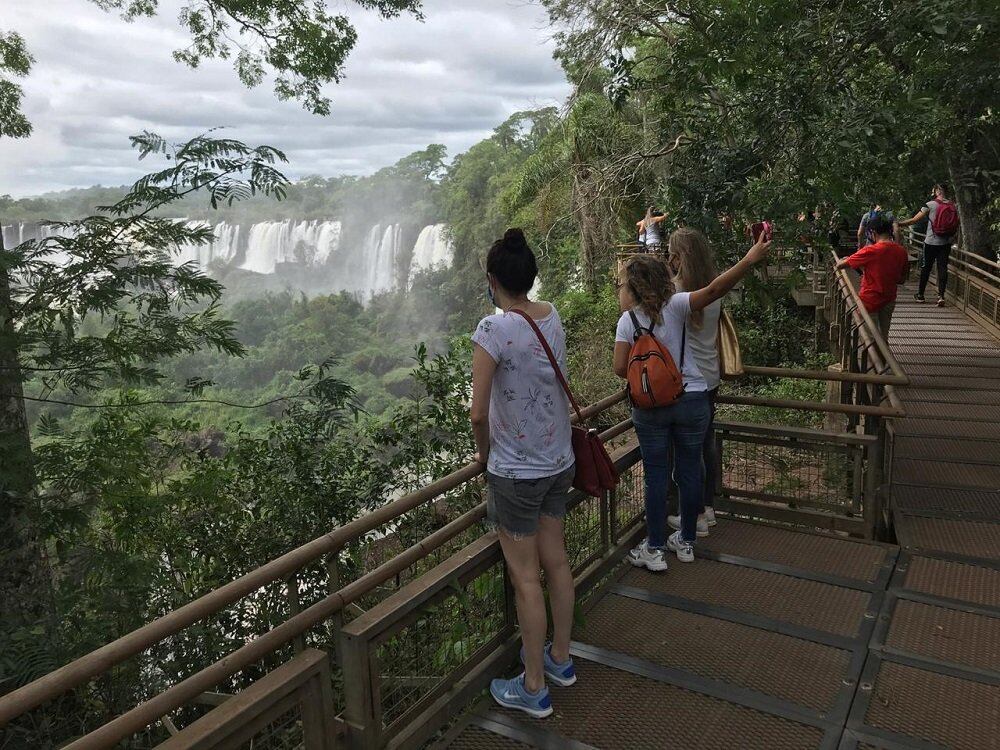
left=918, top=242, right=952, bottom=298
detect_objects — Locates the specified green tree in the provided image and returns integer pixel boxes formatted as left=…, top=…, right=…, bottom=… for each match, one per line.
left=0, top=131, right=288, bottom=705
left=5, top=1, right=422, bottom=121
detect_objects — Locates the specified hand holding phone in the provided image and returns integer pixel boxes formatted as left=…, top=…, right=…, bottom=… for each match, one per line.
left=749, top=220, right=774, bottom=244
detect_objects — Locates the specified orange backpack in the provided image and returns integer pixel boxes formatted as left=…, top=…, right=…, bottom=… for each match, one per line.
left=626, top=310, right=685, bottom=409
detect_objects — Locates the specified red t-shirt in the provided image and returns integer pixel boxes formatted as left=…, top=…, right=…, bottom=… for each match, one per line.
left=844, top=240, right=909, bottom=312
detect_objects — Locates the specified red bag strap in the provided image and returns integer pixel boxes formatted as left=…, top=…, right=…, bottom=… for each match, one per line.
left=508, top=308, right=584, bottom=422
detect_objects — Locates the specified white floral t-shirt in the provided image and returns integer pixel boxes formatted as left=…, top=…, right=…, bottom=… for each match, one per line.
left=472, top=305, right=574, bottom=479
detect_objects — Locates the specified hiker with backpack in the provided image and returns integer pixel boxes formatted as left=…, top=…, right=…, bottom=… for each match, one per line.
left=836, top=211, right=909, bottom=338
left=472, top=229, right=578, bottom=718
left=898, top=184, right=961, bottom=306
left=857, top=204, right=900, bottom=248
left=613, top=233, right=772, bottom=567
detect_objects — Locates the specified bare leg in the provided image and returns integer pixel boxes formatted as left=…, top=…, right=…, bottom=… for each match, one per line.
left=537, top=515, right=574, bottom=664
left=498, top=531, right=546, bottom=693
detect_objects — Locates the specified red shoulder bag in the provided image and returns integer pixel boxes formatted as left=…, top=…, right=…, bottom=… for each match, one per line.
left=510, top=309, right=618, bottom=497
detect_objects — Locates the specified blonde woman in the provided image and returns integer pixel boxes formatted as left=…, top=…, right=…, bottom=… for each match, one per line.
left=665, top=228, right=723, bottom=539
left=636, top=206, right=667, bottom=251
left=614, top=234, right=770, bottom=565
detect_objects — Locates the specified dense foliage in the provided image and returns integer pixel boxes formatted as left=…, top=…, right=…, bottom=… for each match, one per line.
left=3, top=1, right=998, bottom=746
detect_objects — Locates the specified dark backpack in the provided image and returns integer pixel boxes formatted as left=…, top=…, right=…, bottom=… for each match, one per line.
left=931, top=199, right=960, bottom=238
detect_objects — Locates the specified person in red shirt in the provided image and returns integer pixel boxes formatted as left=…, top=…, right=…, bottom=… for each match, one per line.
left=836, top=211, right=909, bottom=338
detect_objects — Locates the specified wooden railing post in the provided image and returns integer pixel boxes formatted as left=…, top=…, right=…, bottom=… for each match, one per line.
left=341, top=628, right=380, bottom=750
left=301, top=654, right=340, bottom=750
left=327, top=552, right=345, bottom=668
left=286, top=574, right=306, bottom=653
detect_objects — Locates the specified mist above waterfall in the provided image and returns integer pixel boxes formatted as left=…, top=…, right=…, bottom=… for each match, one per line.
left=2, top=218, right=453, bottom=302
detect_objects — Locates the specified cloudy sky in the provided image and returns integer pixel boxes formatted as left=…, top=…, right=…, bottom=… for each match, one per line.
left=0, top=0, right=570, bottom=197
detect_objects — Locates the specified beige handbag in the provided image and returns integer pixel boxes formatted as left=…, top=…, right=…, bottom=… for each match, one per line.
left=718, top=308, right=744, bottom=379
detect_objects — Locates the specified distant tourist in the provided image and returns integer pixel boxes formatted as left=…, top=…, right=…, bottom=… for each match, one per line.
left=857, top=203, right=898, bottom=248
left=898, top=183, right=961, bottom=306
left=836, top=211, right=909, bottom=338
left=637, top=206, right=668, bottom=252
left=614, top=232, right=771, bottom=567
left=664, top=229, right=722, bottom=540
left=471, top=228, right=576, bottom=719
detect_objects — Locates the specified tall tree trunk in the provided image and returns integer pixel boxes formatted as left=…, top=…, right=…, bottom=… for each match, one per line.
left=0, top=231, right=53, bottom=693
left=948, top=152, right=996, bottom=261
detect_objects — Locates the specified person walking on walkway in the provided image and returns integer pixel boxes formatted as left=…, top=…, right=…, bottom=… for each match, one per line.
left=637, top=206, right=667, bottom=252
left=898, top=183, right=961, bottom=306
left=471, top=229, right=577, bottom=719
left=614, top=233, right=771, bottom=567
left=836, top=211, right=909, bottom=339
left=663, top=228, right=723, bottom=540
left=857, top=203, right=898, bottom=248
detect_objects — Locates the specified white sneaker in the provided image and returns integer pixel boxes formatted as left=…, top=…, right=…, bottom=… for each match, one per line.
left=628, top=540, right=669, bottom=572
left=703, top=507, right=717, bottom=526
left=667, top=514, right=709, bottom=537
left=667, top=531, right=695, bottom=563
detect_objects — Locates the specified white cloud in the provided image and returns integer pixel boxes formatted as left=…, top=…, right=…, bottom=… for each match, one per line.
left=0, top=0, right=569, bottom=196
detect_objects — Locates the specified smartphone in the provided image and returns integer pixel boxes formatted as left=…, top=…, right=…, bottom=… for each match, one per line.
left=749, top=220, right=773, bottom=243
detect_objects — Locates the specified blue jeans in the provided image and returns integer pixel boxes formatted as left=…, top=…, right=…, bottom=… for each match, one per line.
left=633, top=391, right=711, bottom=545
left=700, top=388, right=719, bottom=514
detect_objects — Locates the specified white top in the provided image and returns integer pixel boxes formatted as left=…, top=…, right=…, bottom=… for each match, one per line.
left=615, top=292, right=709, bottom=392
left=674, top=282, right=722, bottom=390
left=472, top=305, right=574, bottom=480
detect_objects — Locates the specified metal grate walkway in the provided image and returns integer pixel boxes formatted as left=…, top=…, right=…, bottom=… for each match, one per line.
left=436, top=284, right=1000, bottom=750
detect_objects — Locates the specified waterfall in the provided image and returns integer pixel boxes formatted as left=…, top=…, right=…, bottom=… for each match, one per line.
left=360, top=223, right=400, bottom=297
left=3, top=219, right=451, bottom=302
left=409, top=224, right=453, bottom=283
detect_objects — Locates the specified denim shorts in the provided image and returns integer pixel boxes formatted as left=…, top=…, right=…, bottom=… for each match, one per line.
left=486, top=467, right=575, bottom=539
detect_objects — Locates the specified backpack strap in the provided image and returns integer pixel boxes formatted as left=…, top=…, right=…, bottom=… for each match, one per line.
left=628, top=309, right=649, bottom=342
left=630, top=307, right=686, bottom=369
left=509, top=308, right=584, bottom=422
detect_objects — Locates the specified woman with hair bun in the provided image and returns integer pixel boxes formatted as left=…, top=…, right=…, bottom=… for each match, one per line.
left=471, top=228, right=576, bottom=719
left=614, top=232, right=771, bottom=567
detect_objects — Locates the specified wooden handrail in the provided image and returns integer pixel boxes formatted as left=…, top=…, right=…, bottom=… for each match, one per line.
left=2, top=242, right=915, bottom=740
left=0, top=391, right=628, bottom=727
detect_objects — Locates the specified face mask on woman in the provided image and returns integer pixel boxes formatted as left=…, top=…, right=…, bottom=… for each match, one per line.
left=487, top=283, right=497, bottom=307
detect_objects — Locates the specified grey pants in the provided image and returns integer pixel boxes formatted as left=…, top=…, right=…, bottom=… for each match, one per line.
left=874, top=302, right=895, bottom=339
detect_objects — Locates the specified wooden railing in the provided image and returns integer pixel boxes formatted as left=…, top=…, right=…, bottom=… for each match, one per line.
left=902, top=228, right=1000, bottom=338
left=0, top=251, right=908, bottom=750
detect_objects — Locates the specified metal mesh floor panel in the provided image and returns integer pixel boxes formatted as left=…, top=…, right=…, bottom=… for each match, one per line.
left=898, top=402, right=1000, bottom=422
left=902, top=556, right=1000, bottom=608
left=896, top=354, right=1000, bottom=378
left=892, top=485, right=1000, bottom=518
left=890, top=343, right=1000, bottom=358
left=864, top=660, right=1000, bottom=750
left=891, top=436, right=1000, bottom=463
left=892, top=332, right=997, bottom=344
left=896, top=514, right=1000, bottom=560
left=446, top=725, right=533, bottom=749
left=622, top=562, right=871, bottom=637
left=699, top=520, right=887, bottom=583
left=498, top=659, right=826, bottom=749
left=898, top=388, right=1000, bottom=405
left=577, top=593, right=851, bottom=711
left=891, top=418, right=1000, bottom=440
left=893, top=459, right=1000, bottom=490
left=906, top=374, right=999, bottom=390
left=886, top=599, right=1000, bottom=673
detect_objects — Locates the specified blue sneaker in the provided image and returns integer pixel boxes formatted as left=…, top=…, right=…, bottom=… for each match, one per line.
left=520, top=643, right=577, bottom=687
left=490, top=673, right=553, bottom=718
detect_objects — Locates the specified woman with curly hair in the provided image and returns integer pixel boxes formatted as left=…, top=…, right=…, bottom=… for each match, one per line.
left=614, top=232, right=771, bottom=567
